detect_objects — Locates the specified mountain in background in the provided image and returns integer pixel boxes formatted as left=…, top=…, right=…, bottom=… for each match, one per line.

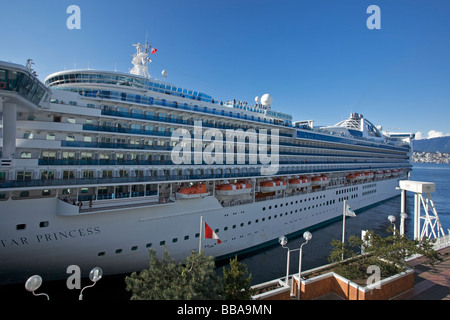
left=412, top=136, right=450, bottom=153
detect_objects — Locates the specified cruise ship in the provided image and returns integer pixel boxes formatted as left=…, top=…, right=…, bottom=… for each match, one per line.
left=0, top=41, right=413, bottom=284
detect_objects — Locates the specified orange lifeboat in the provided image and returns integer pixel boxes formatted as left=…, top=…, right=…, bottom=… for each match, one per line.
left=364, top=172, right=374, bottom=180
left=347, top=172, right=364, bottom=182
left=216, top=182, right=252, bottom=196
left=288, top=177, right=311, bottom=188
left=176, top=184, right=208, bottom=199
left=260, top=179, right=287, bottom=193
left=311, top=175, right=330, bottom=186
left=374, top=170, right=384, bottom=179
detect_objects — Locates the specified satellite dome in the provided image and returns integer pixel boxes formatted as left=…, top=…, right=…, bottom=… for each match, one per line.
left=161, top=70, right=168, bottom=78
left=255, top=96, right=259, bottom=103
left=260, top=93, right=273, bottom=106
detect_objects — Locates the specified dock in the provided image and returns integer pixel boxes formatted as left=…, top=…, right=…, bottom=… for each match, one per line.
left=393, top=245, right=450, bottom=300
left=251, top=244, right=450, bottom=300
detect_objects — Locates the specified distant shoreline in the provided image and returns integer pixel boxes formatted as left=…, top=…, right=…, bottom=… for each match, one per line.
left=412, top=152, right=450, bottom=164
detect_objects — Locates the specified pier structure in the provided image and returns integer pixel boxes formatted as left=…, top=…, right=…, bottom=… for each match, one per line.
left=398, top=180, right=446, bottom=241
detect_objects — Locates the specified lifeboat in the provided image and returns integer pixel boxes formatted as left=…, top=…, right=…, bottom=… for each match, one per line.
left=216, top=182, right=252, bottom=196
left=374, top=170, right=384, bottom=179
left=346, top=172, right=364, bottom=182
left=176, top=184, right=208, bottom=199
left=384, top=169, right=392, bottom=177
left=364, top=172, right=374, bottom=180
left=311, top=175, right=330, bottom=186
left=288, top=177, right=311, bottom=188
left=260, top=179, right=287, bottom=193
left=392, top=169, right=402, bottom=177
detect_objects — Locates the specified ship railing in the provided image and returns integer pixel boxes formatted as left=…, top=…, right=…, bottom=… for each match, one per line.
left=72, top=88, right=297, bottom=132
left=0, top=167, right=410, bottom=190
left=60, top=140, right=403, bottom=161
left=99, top=109, right=294, bottom=138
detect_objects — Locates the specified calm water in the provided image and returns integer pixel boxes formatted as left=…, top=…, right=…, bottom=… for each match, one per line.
left=1, top=163, right=448, bottom=299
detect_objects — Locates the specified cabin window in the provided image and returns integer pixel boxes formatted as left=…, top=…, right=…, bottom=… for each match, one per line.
left=39, top=221, right=49, bottom=228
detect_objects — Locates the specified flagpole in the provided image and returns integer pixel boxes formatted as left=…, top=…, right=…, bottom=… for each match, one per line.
left=199, top=215, right=203, bottom=253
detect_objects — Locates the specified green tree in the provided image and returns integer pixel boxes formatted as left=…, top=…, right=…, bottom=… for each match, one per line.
left=222, top=256, right=256, bottom=300
left=360, top=226, right=442, bottom=272
left=125, top=249, right=222, bottom=300
left=328, top=226, right=442, bottom=281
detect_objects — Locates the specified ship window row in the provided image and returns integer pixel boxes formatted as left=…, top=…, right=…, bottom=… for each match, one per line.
left=1, top=165, right=408, bottom=191
left=99, top=106, right=281, bottom=132
left=95, top=201, right=339, bottom=257
left=296, top=130, right=409, bottom=153
left=362, top=189, right=377, bottom=196
left=45, top=73, right=214, bottom=104
left=262, top=195, right=327, bottom=211
left=59, top=87, right=287, bottom=128
left=0, top=67, right=47, bottom=105
left=336, top=187, right=358, bottom=195
left=14, top=220, right=49, bottom=231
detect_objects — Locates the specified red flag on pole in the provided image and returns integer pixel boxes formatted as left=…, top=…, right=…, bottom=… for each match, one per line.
left=204, top=222, right=222, bottom=244
left=151, top=48, right=157, bottom=54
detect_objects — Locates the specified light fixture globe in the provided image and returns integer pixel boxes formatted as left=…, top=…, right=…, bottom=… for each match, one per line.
left=89, top=267, right=103, bottom=282
left=388, top=215, right=396, bottom=223
left=278, top=235, right=288, bottom=247
left=25, top=275, right=42, bottom=292
left=303, top=231, right=312, bottom=241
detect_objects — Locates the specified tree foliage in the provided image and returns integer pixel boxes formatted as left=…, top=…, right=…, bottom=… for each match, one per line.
left=222, top=256, right=256, bottom=300
left=125, top=250, right=257, bottom=300
left=328, top=226, right=442, bottom=281
left=125, top=249, right=222, bottom=300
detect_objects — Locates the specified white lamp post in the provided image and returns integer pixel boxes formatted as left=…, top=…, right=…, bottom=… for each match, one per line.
left=278, top=235, right=290, bottom=287
left=388, top=215, right=396, bottom=235
left=297, top=231, right=312, bottom=300
left=279, top=231, right=312, bottom=299
left=400, top=212, right=408, bottom=236
left=79, top=267, right=103, bottom=300
left=25, top=275, right=49, bottom=300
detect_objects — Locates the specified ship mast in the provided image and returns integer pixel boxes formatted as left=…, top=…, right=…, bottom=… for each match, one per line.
left=130, top=40, right=152, bottom=78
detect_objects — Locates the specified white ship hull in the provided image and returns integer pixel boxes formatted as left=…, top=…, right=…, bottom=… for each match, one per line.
left=0, top=177, right=401, bottom=284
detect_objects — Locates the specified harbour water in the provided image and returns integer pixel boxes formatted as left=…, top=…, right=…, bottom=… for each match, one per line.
left=1, top=163, right=448, bottom=300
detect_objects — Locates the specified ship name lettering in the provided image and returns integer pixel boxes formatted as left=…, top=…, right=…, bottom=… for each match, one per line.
left=1, top=227, right=101, bottom=248
left=36, top=226, right=100, bottom=243
left=0, top=237, right=29, bottom=247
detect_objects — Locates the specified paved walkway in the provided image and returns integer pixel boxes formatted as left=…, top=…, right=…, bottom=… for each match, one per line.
left=394, top=245, right=450, bottom=300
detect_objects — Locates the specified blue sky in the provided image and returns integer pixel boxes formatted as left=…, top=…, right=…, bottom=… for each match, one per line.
left=1, top=0, right=449, bottom=139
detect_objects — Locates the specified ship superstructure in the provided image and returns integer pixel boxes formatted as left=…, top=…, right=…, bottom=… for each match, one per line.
left=0, top=42, right=413, bottom=284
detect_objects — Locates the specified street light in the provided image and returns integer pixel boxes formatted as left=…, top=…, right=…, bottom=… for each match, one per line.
left=298, top=231, right=312, bottom=300
left=278, top=235, right=290, bottom=287
left=400, top=212, right=408, bottom=236
left=25, top=275, right=49, bottom=300
left=388, top=215, right=396, bottom=235
left=279, top=231, right=312, bottom=299
left=79, top=267, right=103, bottom=300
